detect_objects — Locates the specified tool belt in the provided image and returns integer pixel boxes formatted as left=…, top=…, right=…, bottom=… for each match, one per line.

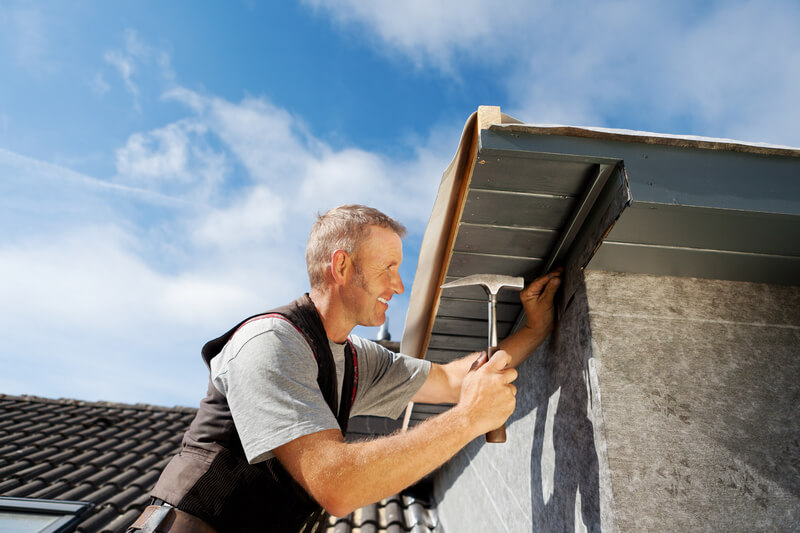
left=127, top=504, right=218, bottom=533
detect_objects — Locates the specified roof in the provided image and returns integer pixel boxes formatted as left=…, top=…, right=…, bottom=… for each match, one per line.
left=0, top=394, right=193, bottom=532
left=400, top=105, right=800, bottom=428
left=0, top=393, right=438, bottom=532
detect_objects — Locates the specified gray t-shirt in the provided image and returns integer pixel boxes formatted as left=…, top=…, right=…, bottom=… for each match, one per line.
left=210, top=316, right=431, bottom=464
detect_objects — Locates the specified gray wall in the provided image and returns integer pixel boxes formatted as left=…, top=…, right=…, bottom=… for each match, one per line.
left=433, top=271, right=800, bottom=532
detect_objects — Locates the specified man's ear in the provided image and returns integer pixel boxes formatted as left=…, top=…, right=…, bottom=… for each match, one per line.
left=330, top=249, right=350, bottom=285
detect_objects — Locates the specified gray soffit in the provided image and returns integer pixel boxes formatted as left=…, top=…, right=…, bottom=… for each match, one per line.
left=482, top=124, right=800, bottom=285
left=401, top=106, right=800, bottom=428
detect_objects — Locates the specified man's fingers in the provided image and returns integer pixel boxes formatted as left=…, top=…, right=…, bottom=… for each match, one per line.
left=488, top=350, right=512, bottom=370
left=522, top=267, right=563, bottom=301
left=503, top=368, right=518, bottom=384
left=540, top=274, right=561, bottom=302
left=522, top=274, right=551, bottom=299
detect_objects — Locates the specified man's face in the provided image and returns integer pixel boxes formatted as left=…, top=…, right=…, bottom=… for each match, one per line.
left=345, top=225, right=404, bottom=328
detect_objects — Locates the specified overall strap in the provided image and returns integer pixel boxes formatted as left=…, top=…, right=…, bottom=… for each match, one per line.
left=199, top=293, right=359, bottom=435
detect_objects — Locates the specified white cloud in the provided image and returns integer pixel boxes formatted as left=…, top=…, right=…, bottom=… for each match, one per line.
left=303, top=0, right=547, bottom=71
left=663, top=1, right=800, bottom=145
left=103, top=29, right=176, bottom=112
left=104, top=48, right=140, bottom=110
left=161, top=86, right=447, bottom=227
left=192, top=186, right=290, bottom=248
left=115, top=119, right=228, bottom=198
left=506, top=0, right=800, bottom=146
left=308, top=0, right=800, bottom=146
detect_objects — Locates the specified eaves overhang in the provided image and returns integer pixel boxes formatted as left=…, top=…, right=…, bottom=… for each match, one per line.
left=401, top=106, right=800, bottom=427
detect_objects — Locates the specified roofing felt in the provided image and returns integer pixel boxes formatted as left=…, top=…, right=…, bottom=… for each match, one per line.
left=0, top=394, right=438, bottom=532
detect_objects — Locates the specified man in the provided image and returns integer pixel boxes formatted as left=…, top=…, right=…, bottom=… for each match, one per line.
left=130, top=205, right=561, bottom=532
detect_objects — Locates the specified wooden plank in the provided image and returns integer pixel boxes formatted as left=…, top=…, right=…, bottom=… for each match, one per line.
left=462, top=189, right=575, bottom=229
left=472, top=149, right=596, bottom=195
left=590, top=241, right=800, bottom=285
left=453, top=223, right=557, bottom=258
left=446, top=251, right=544, bottom=279
left=436, top=298, right=520, bottom=322
left=441, top=276, right=521, bottom=303
left=431, top=316, right=512, bottom=338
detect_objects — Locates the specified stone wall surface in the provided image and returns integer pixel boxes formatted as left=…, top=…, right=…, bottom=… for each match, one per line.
left=585, top=271, right=800, bottom=532
left=433, top=271, right=800, bottom=532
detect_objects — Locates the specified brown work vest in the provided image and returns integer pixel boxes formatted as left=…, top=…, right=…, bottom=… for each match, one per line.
left=151, top=294, right=357, bottom=532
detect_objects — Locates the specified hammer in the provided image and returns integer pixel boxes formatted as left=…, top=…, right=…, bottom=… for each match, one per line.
left=441, top=273, right=525, bottom=443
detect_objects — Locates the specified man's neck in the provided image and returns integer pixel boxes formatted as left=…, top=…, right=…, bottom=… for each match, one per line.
left=309, top=287, right=353, bottom=344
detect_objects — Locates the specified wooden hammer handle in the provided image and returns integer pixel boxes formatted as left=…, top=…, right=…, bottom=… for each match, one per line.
left=471, top=346, right=507, bottom=443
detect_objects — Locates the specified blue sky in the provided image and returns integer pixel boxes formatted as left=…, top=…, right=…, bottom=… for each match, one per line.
left=1, top=0, right=798, bottom=407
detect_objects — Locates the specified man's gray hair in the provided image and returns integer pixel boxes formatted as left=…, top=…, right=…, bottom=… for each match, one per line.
left=306, top=205, right=407, bottom=289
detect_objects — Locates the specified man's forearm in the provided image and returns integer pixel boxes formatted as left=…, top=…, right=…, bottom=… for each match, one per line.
left=308, top=407, right=476, bottom=516
left=498, top=321, right=551, bottom=369
left=276, top=352, right=517, bottom=517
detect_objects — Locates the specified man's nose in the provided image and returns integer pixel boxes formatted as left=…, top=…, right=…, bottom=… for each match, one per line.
left=392, top=272, right=405, bottom=295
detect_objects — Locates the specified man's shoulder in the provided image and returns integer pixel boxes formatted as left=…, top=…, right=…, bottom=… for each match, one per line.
left=229, top=314, right=310, bottom=351
left=347, top=335, right=399, bottom=358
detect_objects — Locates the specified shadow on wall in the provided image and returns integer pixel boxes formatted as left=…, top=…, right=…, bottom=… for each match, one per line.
left=434, top=274, right=606, bottom=532
left=525, top=277, right=602, bottom=532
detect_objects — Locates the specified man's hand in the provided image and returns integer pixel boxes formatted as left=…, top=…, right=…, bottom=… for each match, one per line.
left=520, top=267, right=563, bottom=340
left=454, top=350, right=518, bottom=438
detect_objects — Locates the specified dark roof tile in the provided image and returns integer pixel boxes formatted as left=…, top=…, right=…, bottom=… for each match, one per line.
left=111, top=428, right=139, bottom=441
left=109, top=439, right=138, bottom=453
left=1, top=420, right=36, bottom=432
left=33, top=463, right=74, bottom=484
left=129, top=468, right=160, bottom=490
left=9, top=432, right=46, bottom=447
left=126, top=454, right=161, bottom=472
left=67, top=448, right=102, bottom=465
left=107, top=452, right=141, bottom=471
left=151, top=441, right=179, bottom=457
left=4, top=478, right=48, bottom=497
left=0, top=477, right=22, bottom=492
left=128, top=440, right=158, bottom=455
left=27, top=447, right=74, bottom=464
left=77, top=483, right=119, bottom=505
left=88, top=451, right=121, bottom=468
left=105, top=485, right=142, bottom=511
left=25, top=479, right=71, bottom=499
left=58, top=463, right=99, bottom=484
left=0, top=434, right=20, bottom=447
left=0, top=460, right=32, bottom=477
left=52, top=434, right=85, bottom=449
left=12, top=462, right=52, bottom=481
left=57, top=481, right=96, bottom=501
left=82, top=466, right=121, bottom=487
left=28, top=434, right=63, bottom=448
left=105, top=468, right=141, bottom=489
left=75, top=503, right=118, bottom=532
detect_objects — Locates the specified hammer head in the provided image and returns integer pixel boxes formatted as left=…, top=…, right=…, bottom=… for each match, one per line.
left=441, top=273, right=525, bottom=296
